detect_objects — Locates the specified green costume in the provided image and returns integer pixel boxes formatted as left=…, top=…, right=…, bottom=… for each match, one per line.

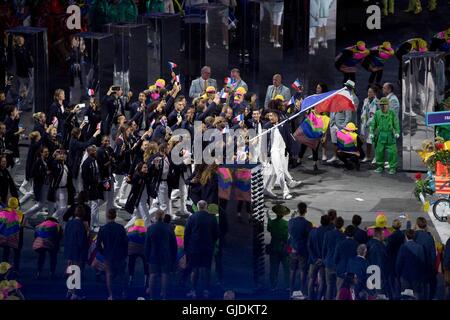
left=370, top=108, right=400, bottom=171
left=146, top=0, right=164, bottom=13
left=89, top=0, right=138, bottom=31
left=267, top=216, right=289, bottom=289
left=382, top=0, right=395, bottom=15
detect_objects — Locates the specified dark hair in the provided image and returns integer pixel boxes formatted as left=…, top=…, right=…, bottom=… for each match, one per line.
left=352, top=215, right=362, bottom=227
left=320, top=214, right=330, bottom=227
left=6, top=105, right=17, bottom=116
left=38, top=146, right=49, bottom=155
left=368, top=84, right=379, bottom=95
left=163, top=214, right=172, bottom=224
left=71, top=127, right=81, bottom=138
left=316, top=82, right=329, bottom=93
left=136, top=162, right=147, bottom=174
left=107, top=208, right=117, bottom=220
left=344, top=225, right=356, bottom=237
left=74, top=205, right=86, bottom=218
left=335, top=217, right=345, bottom=229
left=405, top=228, right=415, bottom=240
left=175, top=95, right=186, bottom=104
left=385, top=82, right=394, bottom=92
left=244, top=92, right=254, bottom=103
left=328, top=209, right=337, bottom=223
left=416, top=217, right=427, bottom=229
left=297, top=202, right=307, bottom=215
left=342, top=273, right=356, bottom=289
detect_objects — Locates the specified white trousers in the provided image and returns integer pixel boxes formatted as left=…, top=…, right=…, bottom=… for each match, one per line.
left=89, top=199, right=100, bottom=227
left=157, top=181, right=173, bottom=217
left=24, top=184, right=49, bottom=218
left=115, top=174, right=131, bottom=203
left=270, top=150, right=290, bottom=197
left=51, top=188, right=68, bottom=222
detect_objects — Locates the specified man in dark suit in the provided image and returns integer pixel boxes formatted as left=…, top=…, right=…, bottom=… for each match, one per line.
left=0, top=155, right=18, bottom=205
left=101, top=86, right=125, bottom=136
left=322, top=216, right=345, bottom=300
left=367, top=227, right=390, bottom=298
left=396, top=229, right=426, bottom=299
left=96, top=136, right=116, bottom=213
left=346, top=244, right=369, bottom=299
left=81, top=145, right=103, bottom=229
left=414, top=217, right=437, bottom=300
left=145, top=209, right=178, bottom=300
left=334, top=225, right=358, bottom=296
left=352, top=214, right=368, bottom=244
left=288, top=202, right=313, bottom=298
left=184, top=200, right=219, bottom=299
left=386, top=217, right=411, bottom=299
left=307, top=214, right=331, bottom=300
left=96, top=209, right=128, bottom=300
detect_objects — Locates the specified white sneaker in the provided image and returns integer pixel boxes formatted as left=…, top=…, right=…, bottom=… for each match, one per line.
left=361, top=157, right=371, bottom=163
left=307, top=155, right=313, bottom=160
left=288, top=180, right=302, bottom=189
left=270, top=37, right=275, bottom=43
left=384, top=162, right=390, bottom=169
left=291, top=290, right=306, bottom=300
left=371, top=158, right=376, bottom=164
left=309, top=47, right=315, bottom=55
left=322, top=154, right=328, bottom=161
left=274, top=42, right=281, bottom=48
left=326, top=156, right=337, bottom=163
left=283, top=194, right=293, bottom=200
left=320, top=41, right=328, bottom=49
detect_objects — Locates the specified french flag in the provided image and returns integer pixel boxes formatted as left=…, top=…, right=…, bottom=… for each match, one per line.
left=224, top=77, right=235, bottom=85
left=300, top=89, right=356, bottom=113
left=168, top=61, right=178, bottom=69
left=291, top=78, right=302, bottom=90
left=233, top=113, right=244, bottom=123
left=288, top=96, right=295, bottom=106
left=221, top=91, right=228, bottom=99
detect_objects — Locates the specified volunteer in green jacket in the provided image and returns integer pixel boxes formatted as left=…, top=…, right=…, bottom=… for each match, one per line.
left=370, top=97, right=400, bottom=174
left=267, top=204, right=290, bottom=291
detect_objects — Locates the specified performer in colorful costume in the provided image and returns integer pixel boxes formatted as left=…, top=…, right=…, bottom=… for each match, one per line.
left=335, top=41, right=370, bottom=83
left=0, top=198, right=24, bottom=271
left=336, top=122, right=365, bottom=171
left=127, top=218, right=148, bottom=288
left=362, top=42, right=395, bottom=85
left=370, top=97, right=400, bottom=175
left=395, top=38, right=428, bottom=81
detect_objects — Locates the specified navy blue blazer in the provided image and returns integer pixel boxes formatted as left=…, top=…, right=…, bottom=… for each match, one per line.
left=145, top=221, right=177, bottom=266
left=64, top=218, right=88, bottom=262
left=395, top=240, right=426, bottom=282
left=96, top=221, right=128, bottom=262
left=184, top=211, right=219, bottom=255
left=367, top=238, right=389, bottom=279
left=354, top=226, right=368, bottom=244
left=414, top=230, right=436, bottom=275
left=346, top=255, right=369, bottom=290
left=334, top=238, right=358, bottom=278
left=322, top=228, right=345, bottom=269
left=307, top=225, right=330, bottom=264
left=288, top=216, right=313, bottom=257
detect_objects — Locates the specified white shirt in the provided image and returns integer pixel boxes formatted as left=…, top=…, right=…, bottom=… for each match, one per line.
left=60, top=165, right=68, bottom=188
left=59, top=104, right=65, bottom=114
left=271, top=127, right=286, bottom=152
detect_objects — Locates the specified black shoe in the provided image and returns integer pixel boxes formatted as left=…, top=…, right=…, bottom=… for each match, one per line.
left=313, top=164, right=319, bottom=172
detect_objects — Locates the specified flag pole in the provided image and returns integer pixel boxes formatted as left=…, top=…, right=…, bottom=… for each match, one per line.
left=249, top=88, right=346, bottom=142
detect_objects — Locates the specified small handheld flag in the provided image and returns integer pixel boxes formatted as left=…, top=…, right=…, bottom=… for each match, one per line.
left=291, top=78, right=302, bottom=90
left=220, top=91, right=228, bottom=99
left=175, top=74, right=180, bottom=83
left=233, top=113, right=244, bottom=123
left=288, top=96, right=296, bottom=106
left=88, top=88, right=95, bottom=96
left=168, top=61, right=178, bottom=70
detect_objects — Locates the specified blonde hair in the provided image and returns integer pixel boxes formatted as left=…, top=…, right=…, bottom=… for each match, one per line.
left=29, top=131, right=41, bottom=141
left=199, top=163, right=218, bottom=185
left=33, top=112, right=44, bottom=121
left=54, top=89, right=64, bottom=101
left=143, top=141, right=158, bottom=163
